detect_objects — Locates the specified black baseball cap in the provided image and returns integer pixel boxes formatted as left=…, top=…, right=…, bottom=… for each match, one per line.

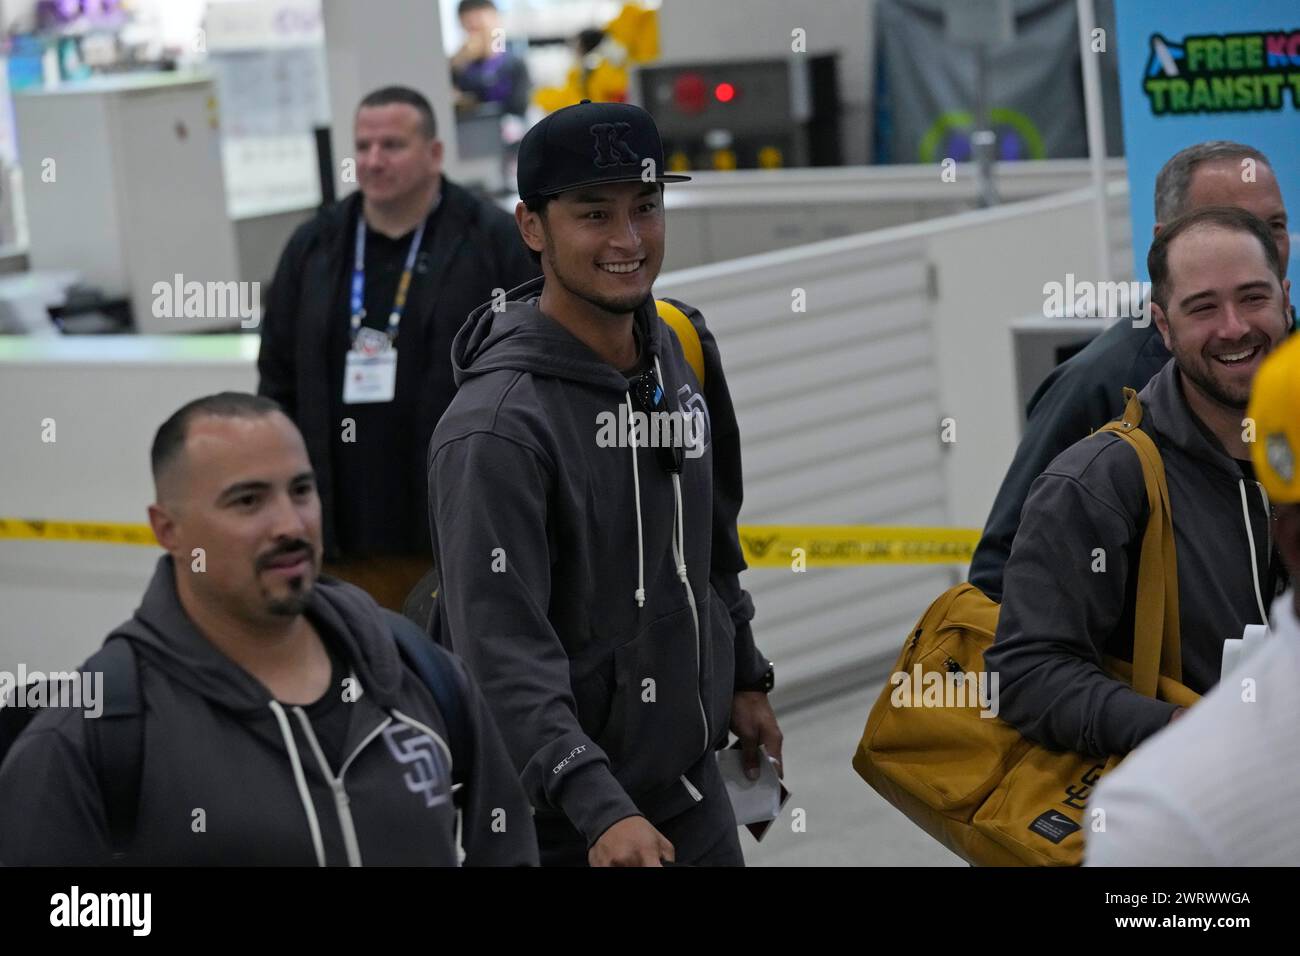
left=516, top=99, right=691, bottom=203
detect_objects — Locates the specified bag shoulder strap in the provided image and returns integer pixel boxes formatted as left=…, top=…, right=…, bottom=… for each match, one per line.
left=1095, top=387, right=1182, bottom=695
left=384, top=609, right=472, bottom=793
left=83, top=637, right=143, bottom=862
left=655, top=299, right=705, bottom=385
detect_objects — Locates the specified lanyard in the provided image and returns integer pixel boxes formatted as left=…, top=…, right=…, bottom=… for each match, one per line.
left=350, top=214, right=427, bottom=345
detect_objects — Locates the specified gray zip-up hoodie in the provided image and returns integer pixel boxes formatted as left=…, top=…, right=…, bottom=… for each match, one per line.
left=987, top=359, right=1283, bottom=758
left=427, top=277, right=768, bottom=847
left=0, top=556, right=537, bottom=866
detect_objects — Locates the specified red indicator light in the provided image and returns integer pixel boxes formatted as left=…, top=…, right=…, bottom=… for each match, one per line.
left=714, top=82, right=736, bottom=103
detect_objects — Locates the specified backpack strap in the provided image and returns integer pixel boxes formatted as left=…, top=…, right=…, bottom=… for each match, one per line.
left=82, top=637, right=143, bottom=863
left=384, top=610, right=473, bottom=801
left=656, top=298, right=705, bottom=386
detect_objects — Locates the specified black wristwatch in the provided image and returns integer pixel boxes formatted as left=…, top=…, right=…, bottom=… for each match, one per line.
left=738, top=661, right=775, bottom=694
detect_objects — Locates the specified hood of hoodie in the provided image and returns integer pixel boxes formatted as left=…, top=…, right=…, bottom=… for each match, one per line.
left=452, top=276, right=665, bottom=391
left=113, top=556, right=411, bottom=715
left=1138, top=358, right=1249, bottom=482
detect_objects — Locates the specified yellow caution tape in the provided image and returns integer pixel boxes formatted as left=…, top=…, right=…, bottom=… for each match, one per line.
left=0, top=518, right=157, bottom=547
left=737, top=525, right=980, bottom=567
left=0, top=518, right=981, bottom=566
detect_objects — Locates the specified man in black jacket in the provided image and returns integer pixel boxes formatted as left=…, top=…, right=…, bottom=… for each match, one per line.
left=0, top=393, right=536, bottom=866
left=970, top=141, right=1291, bottom=601
left=257, top=86, right=538, bottom=609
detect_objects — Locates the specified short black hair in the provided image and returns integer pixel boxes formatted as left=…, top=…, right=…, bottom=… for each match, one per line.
left=1148, top=205, right=1282, bottom=314
left=458, top=0, right=496, bottom=17
left=152, top=392, right=285, bottom=494
left=357, top=85, right=437, bottom=140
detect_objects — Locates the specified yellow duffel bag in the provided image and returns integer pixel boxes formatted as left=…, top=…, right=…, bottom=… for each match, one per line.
left=853, top=389, right=1199, bottom=866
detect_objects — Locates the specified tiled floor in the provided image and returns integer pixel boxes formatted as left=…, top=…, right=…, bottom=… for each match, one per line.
left=742, top=685, right=966, bottom=867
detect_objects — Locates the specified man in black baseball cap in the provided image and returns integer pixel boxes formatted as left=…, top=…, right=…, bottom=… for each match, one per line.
left=427, top=100, right=783, bottom=866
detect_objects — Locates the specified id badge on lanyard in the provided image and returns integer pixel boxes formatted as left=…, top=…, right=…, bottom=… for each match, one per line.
left=343, top=215, right=425, bottom=405
left=344, top=330, right=397, bottom=404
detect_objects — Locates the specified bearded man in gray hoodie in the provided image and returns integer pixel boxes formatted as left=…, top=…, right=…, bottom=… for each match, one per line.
left=987, top=206, right=1292, bottom=758
left=427, top=101, right=782, bottom=867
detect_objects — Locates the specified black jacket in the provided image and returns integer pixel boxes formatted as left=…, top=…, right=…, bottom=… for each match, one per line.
left=427, top=279, right=768, bottom=847
left=257, top=178, right=539, bottom=558
left=986, top=360, right=1281, bottom=758
left=969, top=319, right=1171, bottom=601
left=0, top=556, right=538, bottom=866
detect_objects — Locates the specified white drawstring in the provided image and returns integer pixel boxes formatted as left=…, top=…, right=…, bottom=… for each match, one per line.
left=654, top=356, right=709, bottom=753
left=671, top=472, right=688, bottom=583
left=1238, top=478, right=1269, bottom=625
left=291, top=706, right=364, bottom=867
left=625, top=391, right=646, bottom=608
left=624, top=356, right=698, bottom=624
left=268, top=699, right=327, bottom=867
left=652, top=356, right=691, bottom=589
left=670, top=471, right=697, bottom=629
left=615, top=356, right=704, bottom=754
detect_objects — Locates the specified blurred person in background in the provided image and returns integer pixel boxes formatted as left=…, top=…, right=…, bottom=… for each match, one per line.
left=451, top=0, right=531, bottom=117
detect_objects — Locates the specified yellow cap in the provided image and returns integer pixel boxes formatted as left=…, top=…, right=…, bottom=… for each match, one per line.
left=1247, top=334, right=1300, bottom=502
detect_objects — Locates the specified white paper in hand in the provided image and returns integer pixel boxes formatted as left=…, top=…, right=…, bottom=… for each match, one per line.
left=717, top=745, right=789, bottom=841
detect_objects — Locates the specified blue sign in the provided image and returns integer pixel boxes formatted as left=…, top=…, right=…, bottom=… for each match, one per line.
left=1115, top=0, right=1300, bottom=280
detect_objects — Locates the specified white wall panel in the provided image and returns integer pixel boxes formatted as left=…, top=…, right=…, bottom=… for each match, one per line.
left=660, top=230, right=946, bottom=705
left=659, top=182, right=1131, bottom=706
